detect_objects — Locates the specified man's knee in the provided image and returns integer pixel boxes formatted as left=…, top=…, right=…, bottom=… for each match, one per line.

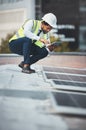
left=41, top=48, right=48, bottom=58
left=23, top=37, right=32, bottom=43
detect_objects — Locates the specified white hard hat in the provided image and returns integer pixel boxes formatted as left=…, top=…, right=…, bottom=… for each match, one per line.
left=42, top=13, right=57, bottom=28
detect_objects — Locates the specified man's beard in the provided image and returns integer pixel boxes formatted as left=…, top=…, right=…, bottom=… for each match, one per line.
left=42, top=30, right=47, bottom=34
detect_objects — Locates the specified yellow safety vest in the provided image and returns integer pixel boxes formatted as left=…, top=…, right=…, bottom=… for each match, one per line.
left=9, top=20, right=48, bottom=48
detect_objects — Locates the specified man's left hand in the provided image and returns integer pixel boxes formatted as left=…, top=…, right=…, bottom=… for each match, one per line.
left=47, top=44, right=56, bottom=51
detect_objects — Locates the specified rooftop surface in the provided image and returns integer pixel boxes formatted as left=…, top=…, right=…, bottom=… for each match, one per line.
left=0, top=53, right=86, bottom=130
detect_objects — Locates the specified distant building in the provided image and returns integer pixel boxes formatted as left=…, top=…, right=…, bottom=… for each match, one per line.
left=0, top=0, right=35, bottom=44
left=0, top=0, right=86, bottom=51
left=36, top=0, right=86, bottom=51
left=79, top=0, right=86, bottom=51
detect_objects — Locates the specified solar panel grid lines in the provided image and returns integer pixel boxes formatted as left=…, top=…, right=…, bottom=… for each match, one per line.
left=50, top=80, right=86, bottom=92
left=52, top=91, right=86, bottom=107
left=42, top=66, right=86, bottom=107
left=42, top=71, right=86, bottom=78
left=53, top=80, right=86, bottom=87
left=44, top=73, right=86, bottom=82
left=43, top=66, right=86, bottom=75
left=42, top=66, right=86, bottom=115
left=50, top=91, right=86, bottom=116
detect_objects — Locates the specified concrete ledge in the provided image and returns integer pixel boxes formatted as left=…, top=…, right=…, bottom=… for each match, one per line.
left=0, top=53, right=86, bottom=69
left=0, top=52, right=86, bottom=57
left=0, top=54, right=22, bottom=57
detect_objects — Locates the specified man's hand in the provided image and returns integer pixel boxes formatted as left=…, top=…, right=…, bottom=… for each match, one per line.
left=47, top=44, right=57, bottom=51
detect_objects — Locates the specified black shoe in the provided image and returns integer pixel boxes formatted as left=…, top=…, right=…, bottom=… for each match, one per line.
left=18, top=62, right=24, bottom=68
left=22, top=66, right=35, bottom=74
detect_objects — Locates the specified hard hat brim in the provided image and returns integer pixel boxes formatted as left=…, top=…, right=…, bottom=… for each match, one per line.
left=42, top=18, right=57, bottom=29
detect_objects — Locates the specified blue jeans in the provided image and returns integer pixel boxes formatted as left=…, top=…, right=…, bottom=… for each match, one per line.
left=9, top=37, right=48, bottom=65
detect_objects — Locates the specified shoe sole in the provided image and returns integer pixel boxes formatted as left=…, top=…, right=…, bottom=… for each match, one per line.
left=18, top=64, right=23, bottom=69
left=22, top=70, right=35, bottom=74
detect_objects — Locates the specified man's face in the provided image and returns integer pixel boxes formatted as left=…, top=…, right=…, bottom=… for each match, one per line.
left=41, top=24, right=52, bottom=34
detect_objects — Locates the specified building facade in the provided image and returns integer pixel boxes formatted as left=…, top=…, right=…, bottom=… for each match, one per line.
left=79, top=0, right=86, bottom=50
left=0, top=0, right=35, bottom=44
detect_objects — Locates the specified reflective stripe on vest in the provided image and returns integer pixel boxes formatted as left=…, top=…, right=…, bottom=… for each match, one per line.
left=9, top=20, right=48, bottom=48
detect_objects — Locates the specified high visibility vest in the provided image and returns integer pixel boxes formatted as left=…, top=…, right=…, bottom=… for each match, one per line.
left=9, top=20, right=48, bottom=48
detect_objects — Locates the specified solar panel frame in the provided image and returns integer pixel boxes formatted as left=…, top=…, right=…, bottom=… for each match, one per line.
left=50, top=80, right=86, bottom=92
left=50, top=91, right=86, bottom=116
left=42, top=66, right=86, bottom=92
left=43, top=66, right=86, bottom=75
left=53, top=80, right=86, bottom=87
left=44, top=72, right=86, bottom=82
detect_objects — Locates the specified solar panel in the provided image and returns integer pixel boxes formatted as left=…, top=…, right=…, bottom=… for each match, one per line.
left=43, top=67, right=86, bottom=92
left=44, top=73, right=86, bottom=82
left=53, top=80, right=86, bottom=87
left=43, top=66, right=86, bottom=75
left=50, top=91, right=86, bottom=116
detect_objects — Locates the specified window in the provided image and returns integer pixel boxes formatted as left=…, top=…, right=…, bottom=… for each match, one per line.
left=35, top=0, right=42, bottom=19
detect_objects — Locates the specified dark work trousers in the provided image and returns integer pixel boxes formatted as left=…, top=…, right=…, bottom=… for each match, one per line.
left=9, top=37, right=48, bottom=65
